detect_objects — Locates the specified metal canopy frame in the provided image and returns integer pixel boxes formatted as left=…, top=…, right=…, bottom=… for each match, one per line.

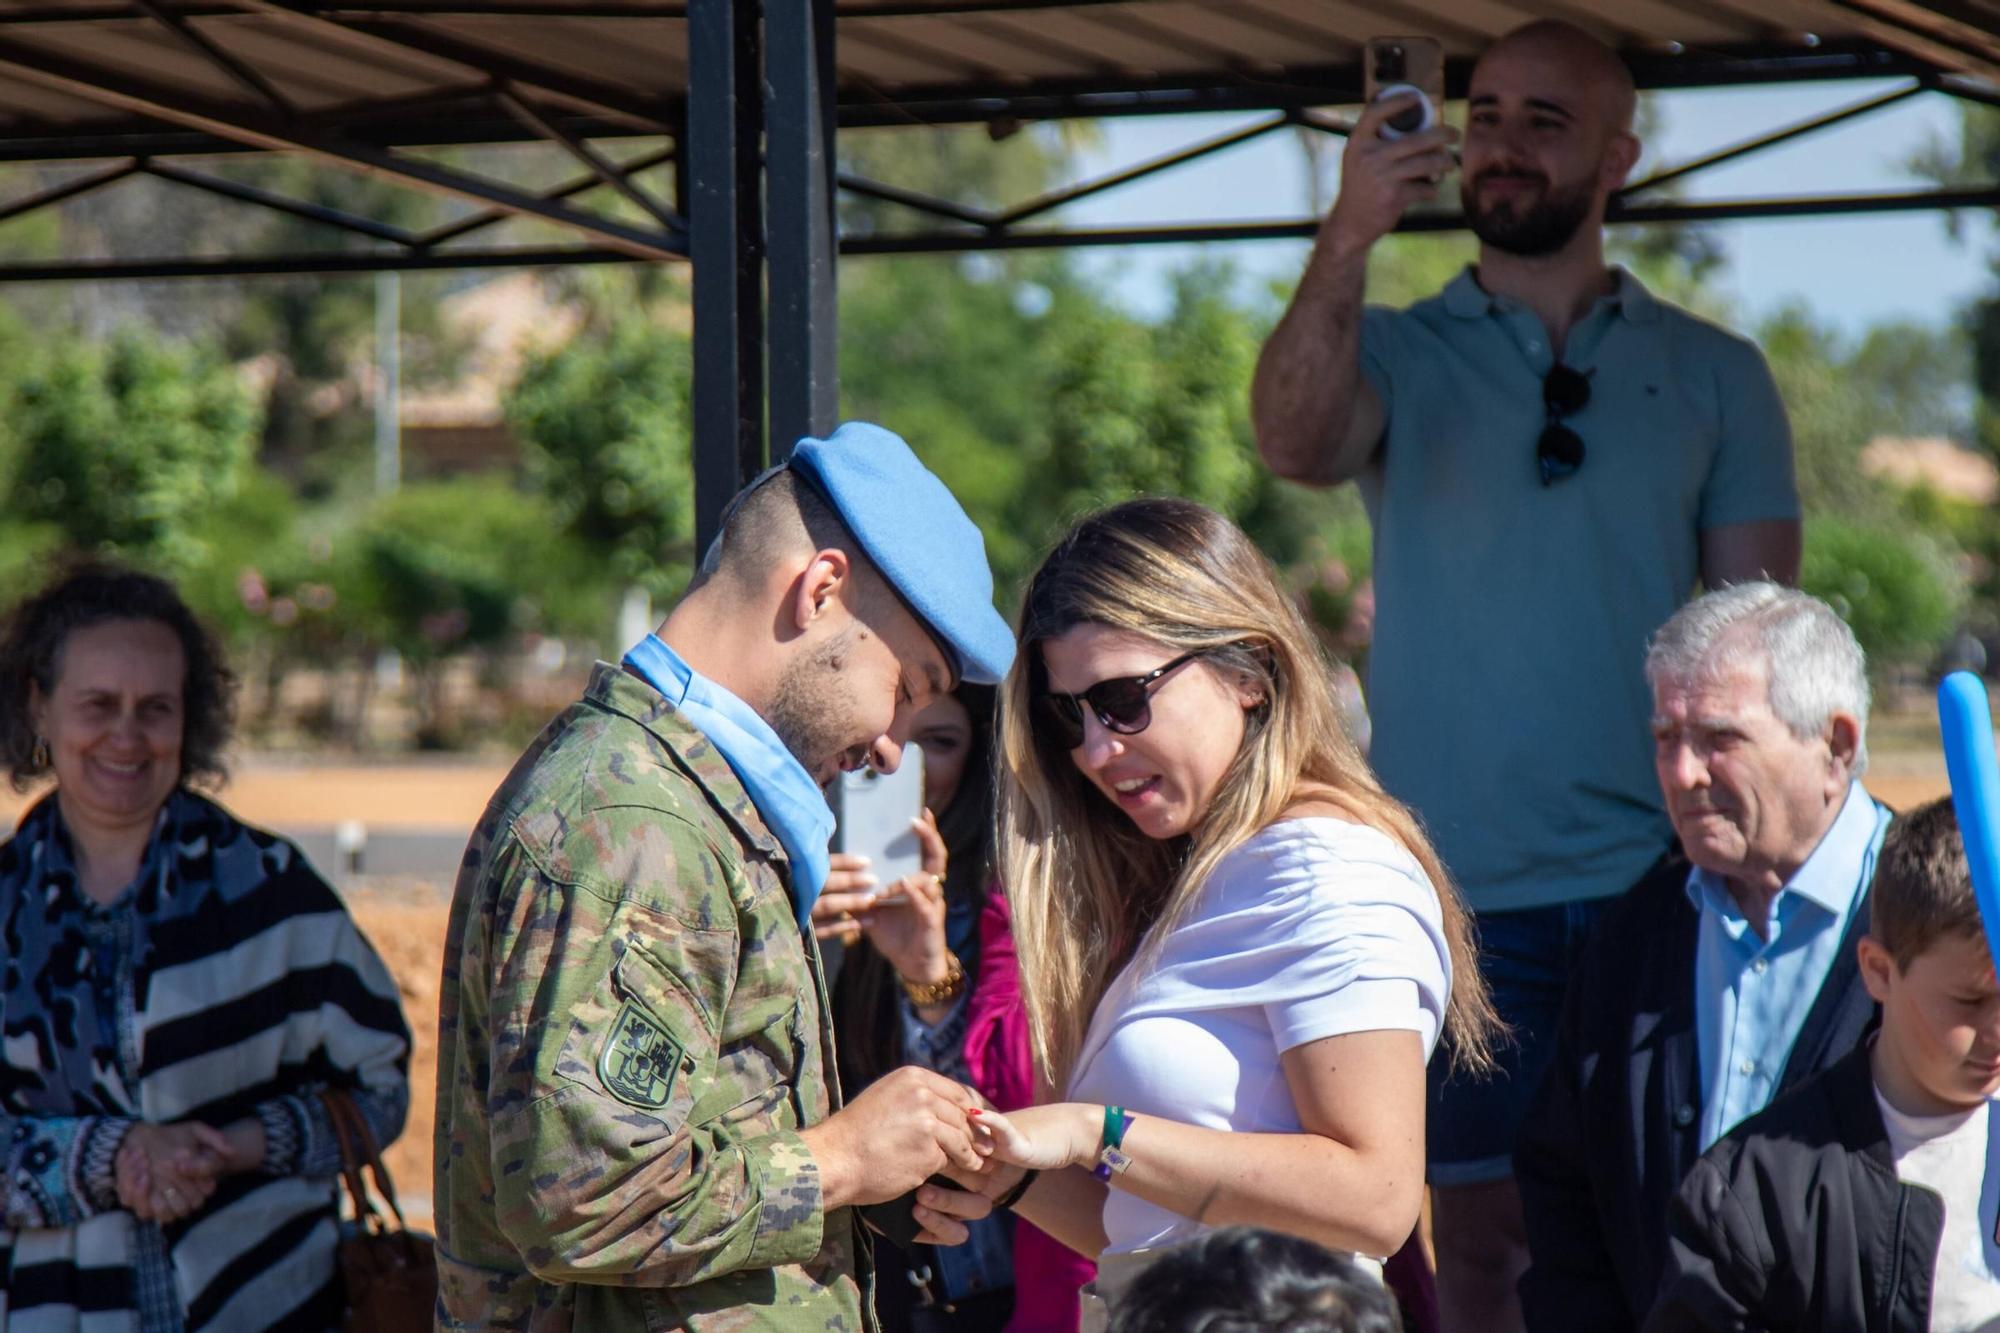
left=3, top=2, right=2000, bottom=545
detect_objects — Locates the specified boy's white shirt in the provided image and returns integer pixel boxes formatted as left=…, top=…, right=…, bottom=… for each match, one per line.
left=1873, top=1082, right=2000, bottom=1331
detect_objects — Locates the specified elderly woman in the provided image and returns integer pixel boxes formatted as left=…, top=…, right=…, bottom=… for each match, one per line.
left=0, top=565, right=411, bottom=1331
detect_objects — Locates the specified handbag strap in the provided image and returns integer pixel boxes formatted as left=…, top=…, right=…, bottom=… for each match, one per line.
left=319, top=1088, right=409, bottom=1234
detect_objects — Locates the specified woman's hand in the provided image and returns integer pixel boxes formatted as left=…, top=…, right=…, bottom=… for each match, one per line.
left=858, top=812, right=951, bottom=990
left=811, top=853, right=879, bottom=946
left=969, top=1103, right=1103, bottom=1173
left=116, top=1121, right=230, bottom=1223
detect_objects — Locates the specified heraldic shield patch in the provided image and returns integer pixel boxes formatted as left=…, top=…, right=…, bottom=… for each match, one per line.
left=599, top=999, right=684, bottom=1109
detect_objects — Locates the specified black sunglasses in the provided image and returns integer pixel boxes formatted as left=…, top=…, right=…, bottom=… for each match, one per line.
left=1537, top=363, right=1592, bottom=487
left=1038, top=650, right=1207, bottom=751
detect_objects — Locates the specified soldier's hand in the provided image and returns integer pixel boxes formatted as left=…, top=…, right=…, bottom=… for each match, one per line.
left=912, top=1178, right=994, bottom=1247
left=1324, top=96, right=1457, bottom=255
left=799, top=1066, right=991, bottom=1209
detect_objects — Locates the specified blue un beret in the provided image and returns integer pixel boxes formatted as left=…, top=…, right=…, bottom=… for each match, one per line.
left=789, top=421, right=1016, bottom=686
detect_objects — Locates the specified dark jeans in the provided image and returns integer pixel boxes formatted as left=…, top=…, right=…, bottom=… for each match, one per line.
left=1426, top=896, right=1615, bottom=1186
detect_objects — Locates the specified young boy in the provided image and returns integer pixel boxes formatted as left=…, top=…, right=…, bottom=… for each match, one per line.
left=1646, top=795, right=2000, bottom=1331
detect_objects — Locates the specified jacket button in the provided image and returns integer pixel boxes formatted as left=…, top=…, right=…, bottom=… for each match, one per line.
left=1674, top=1103, right=1695, bottom=1128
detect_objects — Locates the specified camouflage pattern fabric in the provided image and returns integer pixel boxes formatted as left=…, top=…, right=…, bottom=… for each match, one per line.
left=434, top=662, right=872, bottom=1331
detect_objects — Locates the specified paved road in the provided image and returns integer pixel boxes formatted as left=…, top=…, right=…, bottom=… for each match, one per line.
left=286, top=826, right=468, bottom=888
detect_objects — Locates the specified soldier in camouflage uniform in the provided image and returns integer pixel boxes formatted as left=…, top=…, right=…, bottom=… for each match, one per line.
left=434, top=423, right=1018, bottom=1331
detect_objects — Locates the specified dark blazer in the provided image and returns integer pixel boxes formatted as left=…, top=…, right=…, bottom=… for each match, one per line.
left=1645, top=1042, right=1942, bottom=1333
left=1514, top=841, right=1883, bottom=1332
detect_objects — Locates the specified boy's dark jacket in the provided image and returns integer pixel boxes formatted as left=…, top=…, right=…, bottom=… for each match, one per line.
left=1515, top=843, right=1883, bottom=1331
left=1644, top=1041, right=1944, bottom=1333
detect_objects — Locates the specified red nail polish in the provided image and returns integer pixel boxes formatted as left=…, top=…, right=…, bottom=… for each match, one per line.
left=968, top=1107, right=982, bottom=1116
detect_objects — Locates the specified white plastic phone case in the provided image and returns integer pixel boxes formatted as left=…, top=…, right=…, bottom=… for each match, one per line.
left=830, top=743, right=926, bottom=896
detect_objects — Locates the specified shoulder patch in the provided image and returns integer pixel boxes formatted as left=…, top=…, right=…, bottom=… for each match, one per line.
left=598, top=999, right=684, bottom=1109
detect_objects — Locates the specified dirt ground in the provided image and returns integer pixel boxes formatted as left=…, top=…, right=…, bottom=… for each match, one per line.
left=0, top=758, right=515, bottom=832
left=346, top=887, right=450, bottom=1228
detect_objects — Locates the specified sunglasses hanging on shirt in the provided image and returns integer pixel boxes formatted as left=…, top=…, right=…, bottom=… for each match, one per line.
left=1537, top=363, right=1592, bottom=487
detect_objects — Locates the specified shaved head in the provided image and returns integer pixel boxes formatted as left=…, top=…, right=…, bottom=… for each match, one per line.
left=1460, top=19, right=1642, bottom=256
left=1477, top=20, right=1637, bottom=134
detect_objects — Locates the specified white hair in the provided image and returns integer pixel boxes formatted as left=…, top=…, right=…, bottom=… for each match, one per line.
left=1644, top=581, right=1871, bottom=776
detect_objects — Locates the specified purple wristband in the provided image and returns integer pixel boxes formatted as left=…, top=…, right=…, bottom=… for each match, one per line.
left=1092, top=1106, right=1134, bottom=1182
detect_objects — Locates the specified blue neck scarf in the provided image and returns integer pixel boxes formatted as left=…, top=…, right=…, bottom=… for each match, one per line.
left=623, top=635, right=832, bottom=928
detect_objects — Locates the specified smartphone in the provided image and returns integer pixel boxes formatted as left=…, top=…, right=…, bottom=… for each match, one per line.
left=1364, top=36, right=1444, bottom=141
left=830, top=744, right=926, bottom=904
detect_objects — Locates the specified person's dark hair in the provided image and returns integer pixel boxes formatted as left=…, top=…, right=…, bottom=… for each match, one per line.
left=0, top=563, right=236, bottom=791
left=834, top=683, right=998, bottom=1092
left=1109, top=1227, right=1403, bottom=1333
left=1873, top=796, right=1985, bottom=971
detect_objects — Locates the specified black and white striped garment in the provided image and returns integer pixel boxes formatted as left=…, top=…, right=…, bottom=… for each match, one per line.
left=0, top=789, right=412, bottom=1332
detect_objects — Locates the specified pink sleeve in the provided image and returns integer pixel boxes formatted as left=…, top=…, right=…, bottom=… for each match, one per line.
left=1007, top=1220, right=1094, bottom=1333
left=961, top=888, right=1095, bottom=1331
left=963, top=889, right=1034, bottom=1111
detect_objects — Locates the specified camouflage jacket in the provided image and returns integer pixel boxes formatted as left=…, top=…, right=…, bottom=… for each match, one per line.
left=434, top=662, right=871, bottom=1331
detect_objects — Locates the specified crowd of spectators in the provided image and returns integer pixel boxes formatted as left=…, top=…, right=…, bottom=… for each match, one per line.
left=3, top=16, right=1997, bottom=1333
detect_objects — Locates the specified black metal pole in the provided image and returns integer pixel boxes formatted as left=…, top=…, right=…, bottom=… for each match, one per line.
left=766, top=0, right=839, bottom=457
left=689, top=0, right=765, bottom=559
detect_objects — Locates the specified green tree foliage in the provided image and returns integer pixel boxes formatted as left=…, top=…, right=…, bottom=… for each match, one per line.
left=504, top=316, right=696, bottom=601
left=838, top=255, right=1044, bottom=580
left=4, top=327, right=261, bottom=572
left=1021, top=268, right=1260, bottom=524
left=1800, top=515, right=1962, bottom=673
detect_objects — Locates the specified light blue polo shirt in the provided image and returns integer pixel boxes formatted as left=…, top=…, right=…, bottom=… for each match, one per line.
left=1687, top=781, right=1888, bottom=1148
left=1357, top=267, right=1797, bottom=914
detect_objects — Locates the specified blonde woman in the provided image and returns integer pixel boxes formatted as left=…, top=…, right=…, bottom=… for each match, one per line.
left=946, top=498, right=1499, bottom=1321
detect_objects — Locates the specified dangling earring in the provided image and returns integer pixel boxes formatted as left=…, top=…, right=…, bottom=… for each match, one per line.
left=30, top=736, right=48, bottom=769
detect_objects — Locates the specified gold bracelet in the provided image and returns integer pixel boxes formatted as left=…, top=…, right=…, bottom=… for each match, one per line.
left=900, top=951, right=966, bottom=1007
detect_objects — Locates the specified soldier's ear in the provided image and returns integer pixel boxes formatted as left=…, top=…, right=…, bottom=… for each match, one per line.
left=788, top=549, right=850, bottom=633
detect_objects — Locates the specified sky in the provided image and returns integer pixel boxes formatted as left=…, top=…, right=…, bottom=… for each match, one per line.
left=1054, top=78, right=1993, bottom=339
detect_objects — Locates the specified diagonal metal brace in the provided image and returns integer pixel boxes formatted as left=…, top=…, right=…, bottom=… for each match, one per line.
left=0, top=32, right=685, bottom=259
left=992, top=110, right=1297, bottom=226
left=1619, top=80, right=1928, bottom=197
left=143, top=159, right=419, bottom=244
left=0, top=158, right=146, bottom=226
left=228, top=0, right=676, bottom=132
left=494, top=86, right=685, bottom=232
left=417, top=143, right=674, bottom=247
left=129, top=0, right=297, bottom=116
left=835, top=172, right=997, bottom=227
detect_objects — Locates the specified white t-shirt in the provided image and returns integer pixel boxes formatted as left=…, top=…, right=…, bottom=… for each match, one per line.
left=1067, top=817, right=1452, bottom=1257
left=1874, top=1086, right=2000, bottom=1332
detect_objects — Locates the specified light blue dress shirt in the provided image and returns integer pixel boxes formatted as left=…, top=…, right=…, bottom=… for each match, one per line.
left=1688, top=780, right=1889, bottom=1148
left=623, top=634, right=834, bottom=926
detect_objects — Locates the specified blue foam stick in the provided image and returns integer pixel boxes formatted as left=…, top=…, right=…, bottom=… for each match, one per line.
left=1936, top=671, right=2000, bottom=967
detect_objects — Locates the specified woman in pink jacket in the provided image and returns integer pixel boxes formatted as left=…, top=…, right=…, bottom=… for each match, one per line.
left=817, top=685, right=1095, bottom=1331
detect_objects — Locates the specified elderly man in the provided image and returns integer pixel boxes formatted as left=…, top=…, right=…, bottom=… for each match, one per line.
left=1251, top=20, right=1800, bottom=1325
left=433, top=422, right=1015, bottom=1331
left=1514, top=583, right=1887, bottom=1331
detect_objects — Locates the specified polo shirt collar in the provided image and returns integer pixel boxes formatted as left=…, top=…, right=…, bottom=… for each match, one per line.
left=1441, top=264, right=1661, bottom=325
left=1683, top=779, right=1880, bottom=922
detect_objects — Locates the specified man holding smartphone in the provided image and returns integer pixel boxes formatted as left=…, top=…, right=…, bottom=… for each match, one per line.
left=434, top=422, right=1015, bottom=1331
left=1252, top=20, right=1800, bottom=1333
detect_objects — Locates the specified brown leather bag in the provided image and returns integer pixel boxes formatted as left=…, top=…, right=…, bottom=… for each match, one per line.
left=321, top=1089, right=436, bottom=1333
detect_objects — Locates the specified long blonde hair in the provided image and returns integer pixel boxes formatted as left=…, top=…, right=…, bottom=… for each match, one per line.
left=998, top=498, right=1500, bottom=1091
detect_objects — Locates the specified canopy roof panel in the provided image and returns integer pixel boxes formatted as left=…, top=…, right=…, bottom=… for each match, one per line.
left=0, top=0, right=1995, bottom=284
left=0, top=0, right=1995, bottom=162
